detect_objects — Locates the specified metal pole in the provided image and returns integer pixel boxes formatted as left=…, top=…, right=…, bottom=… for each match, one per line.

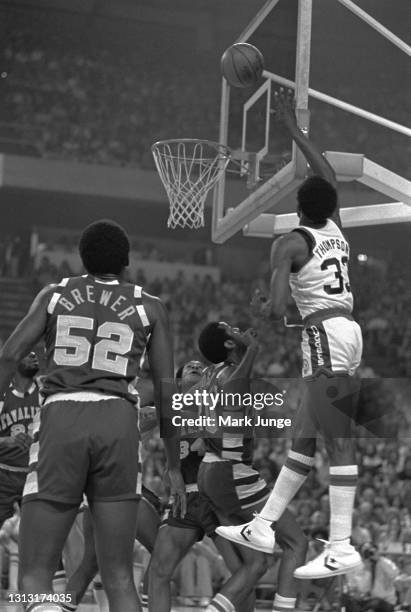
left=337, top=0, right=411, bottom=57
left=236, top=0, right=281, bottom=43
left=263, top=70, right=411, bottom=138
left=212, top=78, right=230, bottom=238
left=293, top=0, right=312, bottom=176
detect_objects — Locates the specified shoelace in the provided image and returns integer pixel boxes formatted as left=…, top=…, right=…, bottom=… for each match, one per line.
left=315, top=538, right=356, bottom=558
left=316, top=538, right=331, bottom=549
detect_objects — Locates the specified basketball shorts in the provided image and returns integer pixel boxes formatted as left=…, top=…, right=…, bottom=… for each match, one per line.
left=293, top=372, right=362, bottom=440
left=0, top=468, right=27, bottom=528
left=22, top=398, right=141, bottom=504
left=164, top=491, right=219, bottom=540
left=197, top=460, right=270, bottom=525
left=301, top=316, right=363, bottom=379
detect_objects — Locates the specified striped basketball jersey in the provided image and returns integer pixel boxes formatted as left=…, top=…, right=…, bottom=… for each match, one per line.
left=0, top=381, right=40, bottom=467
left=42, top=275, right=151, bottom=403
left=200, top=363, right=253, bottom=465
left=289, top=219, right=353, bottom=319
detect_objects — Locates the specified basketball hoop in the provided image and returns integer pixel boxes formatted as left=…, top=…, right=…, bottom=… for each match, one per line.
left=151, top=139, right=232, bottom=229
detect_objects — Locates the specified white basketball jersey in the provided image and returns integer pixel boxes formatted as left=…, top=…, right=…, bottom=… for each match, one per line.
left=289, top=219, right=354, bottom=319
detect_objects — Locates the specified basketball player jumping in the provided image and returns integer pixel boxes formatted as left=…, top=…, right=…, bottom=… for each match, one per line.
left=0, top=219, right=185, bottom=612
left=217, top=91, right=363, bottom=579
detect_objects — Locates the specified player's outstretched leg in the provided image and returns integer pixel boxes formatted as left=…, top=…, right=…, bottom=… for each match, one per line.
left=216, top=441, right=315, bottom=554
left=293, top=376, right=361, bottom=579
left=91, top=499, right=141, bottom=612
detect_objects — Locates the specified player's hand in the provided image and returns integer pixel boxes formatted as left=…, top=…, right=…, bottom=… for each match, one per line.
left=0, top=434, right=31, bottom=450
left=271, top=88, right=296, bottom=127
left=250, top=289, right=273, bottom=319
left=165, top=467, right=187, bottom=518
left=14, top=433, right=33, bottom=451
left=222, top=325, right=259, bottom=351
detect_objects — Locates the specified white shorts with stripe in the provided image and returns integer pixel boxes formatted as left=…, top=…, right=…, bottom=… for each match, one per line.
left=301, top=315, right=363, bottom=379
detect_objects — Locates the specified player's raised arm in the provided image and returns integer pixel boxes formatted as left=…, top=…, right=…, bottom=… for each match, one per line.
left=0, top=285, right=54, bottom=395
left=219, top=325, right=260, bottom=383
left=273, top=88, right=341, bottom=227
left=144, top=293, right=186, bottom=516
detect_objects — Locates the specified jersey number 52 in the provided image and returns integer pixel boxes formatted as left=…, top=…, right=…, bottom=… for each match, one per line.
left=53, top=315, right=134, bottom=376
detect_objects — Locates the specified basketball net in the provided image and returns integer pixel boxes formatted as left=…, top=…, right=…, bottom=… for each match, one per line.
left=151, top=139, right=231, bottom=229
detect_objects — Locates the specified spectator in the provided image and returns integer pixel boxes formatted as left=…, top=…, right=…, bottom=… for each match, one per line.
left=343, top=542, right=399, bottom=612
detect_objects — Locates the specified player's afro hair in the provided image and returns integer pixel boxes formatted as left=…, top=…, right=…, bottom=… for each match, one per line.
left=198, top=322, right=229, bottom=364
left=79, top=219, right=129, bottom=275
left=297, top=176, right=337, bottom=224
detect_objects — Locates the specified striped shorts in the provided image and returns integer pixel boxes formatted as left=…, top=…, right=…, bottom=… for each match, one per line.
left=197, top=458, right=270, bottom=524
left=23, top=398, right=142, bottom=504
left=301, top=316, right=363, bottom=379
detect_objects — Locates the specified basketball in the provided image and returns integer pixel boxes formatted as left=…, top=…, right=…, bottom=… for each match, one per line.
left=220, top=42, right=264, bottom=88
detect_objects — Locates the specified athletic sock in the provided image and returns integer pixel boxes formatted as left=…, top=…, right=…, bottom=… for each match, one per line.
left=52, top=570, right=67, bottom=594
left=140, top=591, right=148, bottom=611
left=93, top=579, right=109, bottom=612
left=329, top=465, right=358, bottom=543
left=206, top=593, right=236, bottom=612
left=53, top=558, right=66, bottom=593
left=259, top=450, right=315, bottom=521
left=272, top=593, right=296, bottom=612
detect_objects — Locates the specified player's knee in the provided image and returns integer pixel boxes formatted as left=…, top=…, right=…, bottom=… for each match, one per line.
left=102, top=569, right=135, bottom=595
left=149, top=554, right=173, bottom=582
left=325, top=437, right=355, bottom=463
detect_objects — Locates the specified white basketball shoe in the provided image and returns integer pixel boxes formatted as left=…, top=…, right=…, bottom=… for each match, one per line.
left=216, top=514, right=276, bottom=554
left=294, top=538, right=362, bottom=579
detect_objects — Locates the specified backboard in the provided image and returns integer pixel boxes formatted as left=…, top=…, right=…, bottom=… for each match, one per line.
left=211, top=0, right=411, bottom=243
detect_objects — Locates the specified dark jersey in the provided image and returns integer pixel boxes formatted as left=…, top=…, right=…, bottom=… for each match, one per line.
left=42, top=276, right=151, bottom=403
left=200, top=363, right=254, bottom=465
left=0, top=382, right=40, bottom=467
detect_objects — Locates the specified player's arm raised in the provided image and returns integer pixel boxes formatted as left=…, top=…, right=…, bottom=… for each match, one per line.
left=221, top=326, right=260, bottom=383
left=144, top=293, right=186, bottom=516
left=0, top=285, right=54, bottom=396
left=273, top=88, right=341, bottom=227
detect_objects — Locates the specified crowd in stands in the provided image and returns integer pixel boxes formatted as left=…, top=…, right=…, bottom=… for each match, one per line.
left=1, top=28, right=410, bottom=178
